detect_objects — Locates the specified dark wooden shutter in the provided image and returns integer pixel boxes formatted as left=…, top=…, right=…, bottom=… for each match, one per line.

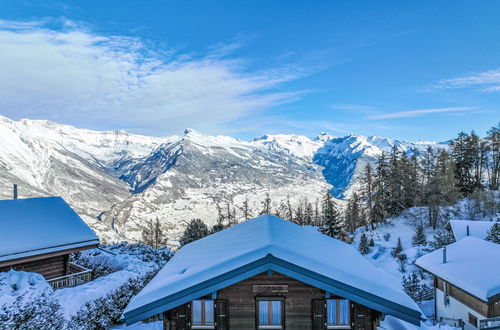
left=215, top=299, right=229, bottom=330
left=312, top=299, right=326, bottom=330
left=352, top=303, right=373, bottom=330
left=174, top=303, right=191, bottom=330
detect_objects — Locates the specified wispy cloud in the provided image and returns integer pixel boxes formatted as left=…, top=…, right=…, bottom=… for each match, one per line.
left=425, top=68, right=500, bottom=92
left=366, top=107, right=476, bottom=120
left=0, top=20, right=312, bottom=135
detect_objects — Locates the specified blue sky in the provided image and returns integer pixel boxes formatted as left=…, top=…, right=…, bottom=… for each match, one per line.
left=0, top=0, right=498, bottom=141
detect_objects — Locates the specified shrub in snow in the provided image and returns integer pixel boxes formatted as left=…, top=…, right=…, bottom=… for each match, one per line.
left=428, top=230, right=455, bottom=251
left=402, top=272, right=421, bottom=301
left=368, top=238, right=375, bottom=247
left=179, top=218, right=210, bottom=246
left=397, top=253, right=407, bottom=273
left=391, top=237, right=403, bottom=257
left=412, top=224, right=427, bottom=246
left=68, top=270, right=157, bottom=330
left=486, top=222, right=500, bottom=244
left=358, top=233, right=370, bottom=254
left=383, top=232, right=391, bottom=241
left=0, top=291, right=65, bottom=329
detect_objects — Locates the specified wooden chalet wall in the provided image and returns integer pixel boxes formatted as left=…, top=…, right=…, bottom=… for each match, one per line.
left=0, top=255, right=68, bottom=279
left=436, top=277, right=500, bottom=317
left=164, top=272, right=380, bottom=330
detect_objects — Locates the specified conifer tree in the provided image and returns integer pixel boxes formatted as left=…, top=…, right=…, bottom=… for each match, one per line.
left=429, top=230, right=455, bottom=250
left=358, top=233, right=370, bottom=254
left=319, top=192, right=342, bottom=238
left=486, top=222, right=500, bottom=244
left=260, top=192, right=272, bottom=215
left=242, top=197, right=252, bottom=221
left=391, top=237, right=403, bottom=257
left=397, top=253, right=408, bottom=273
left=412, top=224, right=427, bottom=246
left=179, top=218, right=209, bottom=246
left=402, top=272, right=422, bottom=301
left=303, top=201, right=314, bottom=226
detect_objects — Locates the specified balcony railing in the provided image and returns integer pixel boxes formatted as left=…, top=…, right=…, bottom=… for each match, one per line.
left=47, top=262, right=92, bottom=289
left=480, top=317, right=500, bottom=329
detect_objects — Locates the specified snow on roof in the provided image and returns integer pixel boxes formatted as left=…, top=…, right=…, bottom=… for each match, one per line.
left=125, top=215, right=419, bottom=318
left=446, top=220, right=496, bottom=241
left=0, top=197, right=99, bottom=262
left=416, top=236, right=500, bottom=300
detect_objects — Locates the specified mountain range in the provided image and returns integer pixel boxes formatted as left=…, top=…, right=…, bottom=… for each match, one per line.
left=0, top=115, right=445, bottom=245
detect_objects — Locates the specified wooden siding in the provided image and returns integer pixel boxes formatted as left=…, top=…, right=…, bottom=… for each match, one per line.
left=436, top=277, right=489, bottom=316
left=218, top=272, right=324, bottom=330
left=488, top=296, right=500, bottom=317
left=163, top=272, right=380, bottom=330
left=0, top=254, right=67, bottom=279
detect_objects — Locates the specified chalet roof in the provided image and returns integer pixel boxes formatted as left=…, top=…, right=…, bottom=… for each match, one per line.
left=124, top=215, right=421, bottom=325
left=416, top=236, right=500, bottom=301
left=0, top=197, right=99, bottom=263
left=445, top=220, right=496, bottom=241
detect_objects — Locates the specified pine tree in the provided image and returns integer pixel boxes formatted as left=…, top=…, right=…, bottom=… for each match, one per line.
left=260, top=192, right=272, bottom=215
left=486, top=123, right=499, bottom=190
left=303, top=201, right=314, bottom=226
left=294, top=203, right=304, bottom=225
left=402, top=272, right=422, bottom=301
left=242, top=197, right=252, bottom=221
left=369, top=238, right=375, bottom=247
left=319, top=192, right=342, bottom=238
left=391, top=237, right=403, bottom=257
left=397, top=253, right=408, bottom=273
left=412, top=224, right=427, bottom=246
left=179, top=218, right=209, bottom=246
left=358, top=233, right=370, bottom=254
left=486, top=222, right=500, bottom=244
left=429, top=230, right=455, bottom=250
left=141, top=218, right=168, bottom=249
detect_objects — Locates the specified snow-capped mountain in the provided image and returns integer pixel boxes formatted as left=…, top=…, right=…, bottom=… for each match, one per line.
left=0, top=115, right=444, bottom=244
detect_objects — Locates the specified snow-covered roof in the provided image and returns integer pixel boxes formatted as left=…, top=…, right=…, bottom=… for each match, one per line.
left=416, top=236, right=500, bottom=301
left=124, top=215, right=420, bottom=325
left=0, top=197, right=99, bottom=263
left=445, top=220, right=496, bottom=241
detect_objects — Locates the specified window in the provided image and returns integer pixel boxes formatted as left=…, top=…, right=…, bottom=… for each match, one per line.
left=192, top=299, right=214, bottom=329
left=468, top=313, right=478, bottom=327
left=257, top=300, right=283, bottom=329
left=327, top=299, right=350, bottom=329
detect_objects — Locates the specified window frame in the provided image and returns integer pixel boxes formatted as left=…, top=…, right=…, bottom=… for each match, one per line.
left=255, top=296, right=285, bottom=329
left=468, top=313, right=478, bottom=328
left=326, top=298, right=351, bottom=329
left=191, top=299, right=215, bottom=329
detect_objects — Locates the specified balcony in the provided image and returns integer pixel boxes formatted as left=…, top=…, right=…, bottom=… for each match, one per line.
left=480, top=317, right=500, bottom=329
left=47, top=262, right=92, bottom=289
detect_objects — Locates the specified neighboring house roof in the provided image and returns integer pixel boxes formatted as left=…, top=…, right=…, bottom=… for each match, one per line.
left=445, top=220, right=496, bottom=241
left=416, top=236, right=500, bottom=301
left=0, top=197, right=99, bottom=264
left=124, top=214, right=421, bottom=325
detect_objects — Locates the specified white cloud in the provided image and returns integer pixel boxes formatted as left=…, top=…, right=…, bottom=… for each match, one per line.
left=366, top=107, right=476, bottom=120
left=0, top=21, right=304, bottom=135
left=427, top=68, right=500, bottom=92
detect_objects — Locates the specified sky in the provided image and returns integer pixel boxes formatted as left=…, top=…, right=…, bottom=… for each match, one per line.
left=0, top=0, right=499, bottom=141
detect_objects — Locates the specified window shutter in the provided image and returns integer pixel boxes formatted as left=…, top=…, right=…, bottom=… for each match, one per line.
left=215, top=299, right=229, bottom=330
left=175, top=304, right=191, bottom=330
left=312, top=299, right=326, bottom=330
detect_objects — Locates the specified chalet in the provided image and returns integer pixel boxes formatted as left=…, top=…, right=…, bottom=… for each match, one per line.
left=444, top=220, right=497, bottom=241
left=123, top=214, right=422, bottom=330
left=0, top=196, right=99, bottom=289
left=416, top=237, right=500, bottom=329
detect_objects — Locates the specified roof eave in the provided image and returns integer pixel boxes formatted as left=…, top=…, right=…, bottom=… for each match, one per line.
left=124, top=254, right=421, bottom=326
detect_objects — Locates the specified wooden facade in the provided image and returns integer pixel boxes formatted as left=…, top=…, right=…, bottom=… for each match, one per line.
left=435, top=276, right=500, bottom=318
left=162, top=272, right=380, bottom=330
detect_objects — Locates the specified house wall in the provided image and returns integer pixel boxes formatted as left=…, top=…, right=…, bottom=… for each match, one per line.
left=0, top=254, right=68, bottom=279
left=164, top=272, right=380, bottom=330
left=436, top=289, right=485, bottom=330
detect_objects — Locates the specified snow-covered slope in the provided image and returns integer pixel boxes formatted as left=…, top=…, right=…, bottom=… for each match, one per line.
left=0, top=115, right=446, bottom=244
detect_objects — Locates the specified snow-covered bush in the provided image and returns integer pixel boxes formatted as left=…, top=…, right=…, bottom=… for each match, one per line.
left=383, top=232, right=391, bottom=241
left=67, top=270, right=157, bottom=330
left=402, top=272, right=433, bottom=302
left=0, top=271, right=65, bottom=330
left=397, top=253, right=407, bottom=273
